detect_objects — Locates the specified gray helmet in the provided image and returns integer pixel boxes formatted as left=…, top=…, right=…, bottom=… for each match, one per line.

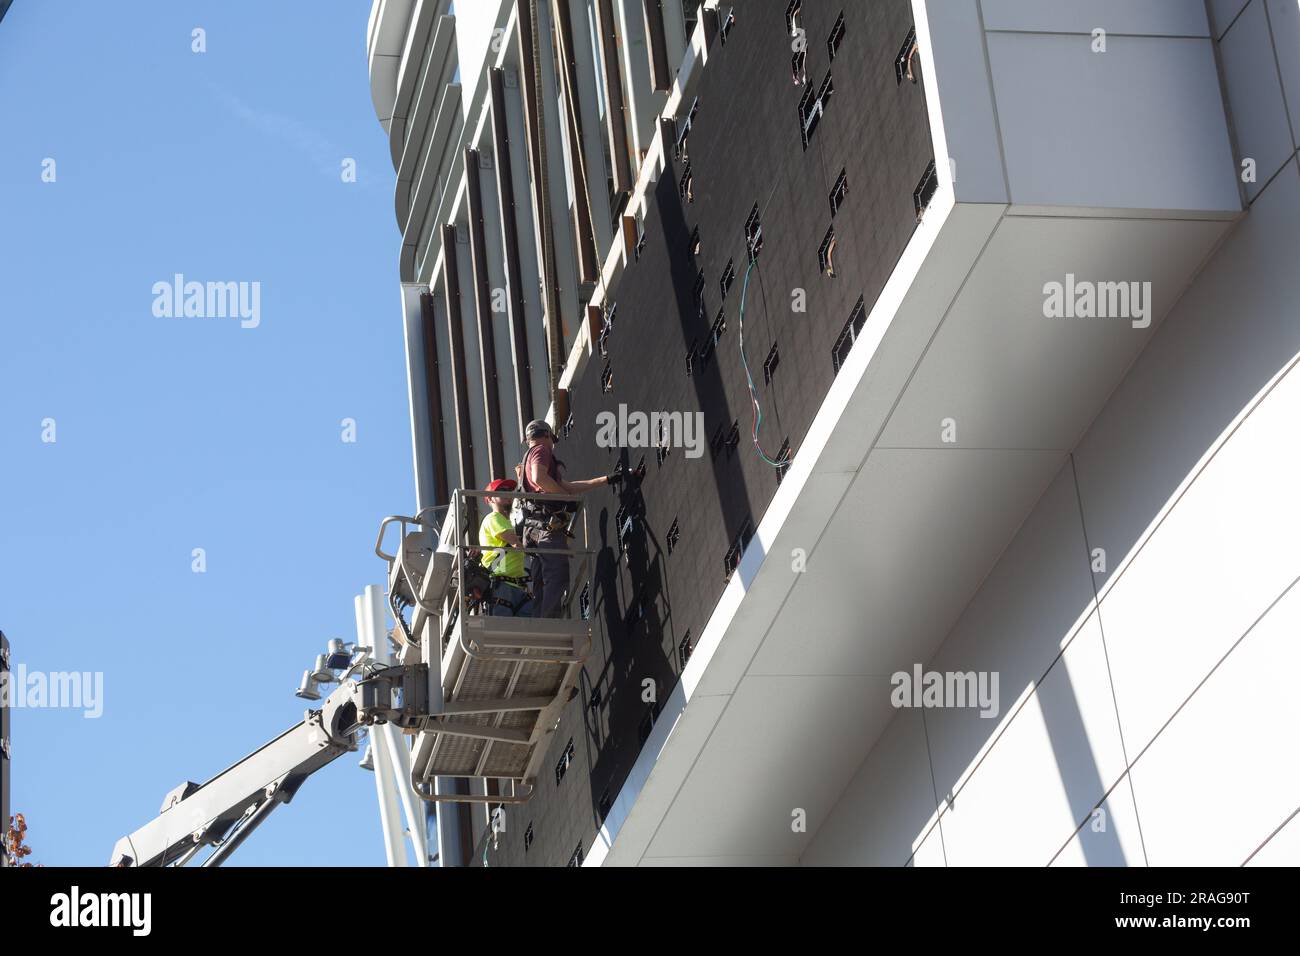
left=524, top=419, right=555, bottom=441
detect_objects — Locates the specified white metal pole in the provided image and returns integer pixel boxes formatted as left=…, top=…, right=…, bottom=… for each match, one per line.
left=434, top=497, right=467, bottom=866
left=356, top=591, right=410, bottom=867
left=380, top=723, right=428, bottom=865
left=365, top=583, right=429, bottom=867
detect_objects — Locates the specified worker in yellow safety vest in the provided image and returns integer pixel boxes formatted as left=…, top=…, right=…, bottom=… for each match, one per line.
left=478, top=478, right=532, bottom=616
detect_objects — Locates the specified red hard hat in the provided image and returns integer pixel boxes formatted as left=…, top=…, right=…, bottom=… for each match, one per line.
left=486, top=478, right=517, bottom=492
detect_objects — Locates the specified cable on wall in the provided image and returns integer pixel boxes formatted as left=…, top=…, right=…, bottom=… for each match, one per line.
left=736, top=257, right=791, bottom=469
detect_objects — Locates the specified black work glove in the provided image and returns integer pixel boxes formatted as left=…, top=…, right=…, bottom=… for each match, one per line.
left=607, top=470, right=625, bottom=487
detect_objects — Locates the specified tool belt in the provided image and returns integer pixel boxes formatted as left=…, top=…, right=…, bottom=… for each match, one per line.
left=522, top=513, right=573, bottom=537
left=487, top=577, right=531, bottom=614
left=519, top=499, right=575, bottom=538
left=518, top=475, right=576, bottom=536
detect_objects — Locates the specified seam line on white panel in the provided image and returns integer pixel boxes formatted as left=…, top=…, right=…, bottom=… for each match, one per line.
left=975, top=0, right=1014, bottom=202
left=1068, top=451, right=1150, bottom=866
left=919, top=707, right=949, bottom=867
left=1127, top=574, right=1300, bottom=773
left=1091, top=350, right=1300, bottom=607
left=1260, top=0, right=1299, bottom=152
left=1247, top=147, right=1300, bottom=204
left=927, top=602, right=1104, bottom=849
left=1217, top=0, right=1251, bottom=40
left=631, top=690, right=738, bottom=866
left=1241, top=802, right=1300, bottom=866
left=1041, top=571, right=1299, bottom=865
left=1046, top=766, right=1140, bottom=866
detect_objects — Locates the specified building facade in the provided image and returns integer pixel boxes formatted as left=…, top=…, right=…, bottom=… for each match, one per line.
left=369, top=0, right=1300, bottom=866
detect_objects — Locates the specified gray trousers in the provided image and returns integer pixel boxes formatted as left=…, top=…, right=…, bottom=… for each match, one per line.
left=528, top=529, right=570, bottom=619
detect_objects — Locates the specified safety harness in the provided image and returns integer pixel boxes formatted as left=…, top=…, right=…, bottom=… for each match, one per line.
left=480, top=543, right=533, bottom=615
left=519, top=451, right=576, bottom=539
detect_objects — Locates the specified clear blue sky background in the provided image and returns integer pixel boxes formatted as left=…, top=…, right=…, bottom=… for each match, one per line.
left=0, top=1, right=416, bottom=865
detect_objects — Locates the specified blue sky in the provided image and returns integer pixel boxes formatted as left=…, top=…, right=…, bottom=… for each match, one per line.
left=0, top=1, right=416, bottom=865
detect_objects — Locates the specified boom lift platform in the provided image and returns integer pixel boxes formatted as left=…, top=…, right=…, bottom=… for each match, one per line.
left=378, top=488, right=592, bottom=805
left=110, top=489, right=591, bottom=865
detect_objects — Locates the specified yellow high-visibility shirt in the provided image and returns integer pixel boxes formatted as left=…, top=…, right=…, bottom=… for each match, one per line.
left=479, top=510, right=524, bottom=579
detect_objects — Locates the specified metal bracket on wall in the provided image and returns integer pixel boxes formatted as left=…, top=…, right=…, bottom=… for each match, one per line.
left=745, top=204, right=763, bottom=262
left=895, top=27, right=919, bottom=85
left=913, top=159, right=939, bottom=221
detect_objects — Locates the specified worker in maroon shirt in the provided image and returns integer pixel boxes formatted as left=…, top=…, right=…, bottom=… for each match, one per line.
left=518, top=419, right=622, bottom=618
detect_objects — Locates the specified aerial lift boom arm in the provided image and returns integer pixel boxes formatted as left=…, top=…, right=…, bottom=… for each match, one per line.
left=110, top=663, right=428, bottom=868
